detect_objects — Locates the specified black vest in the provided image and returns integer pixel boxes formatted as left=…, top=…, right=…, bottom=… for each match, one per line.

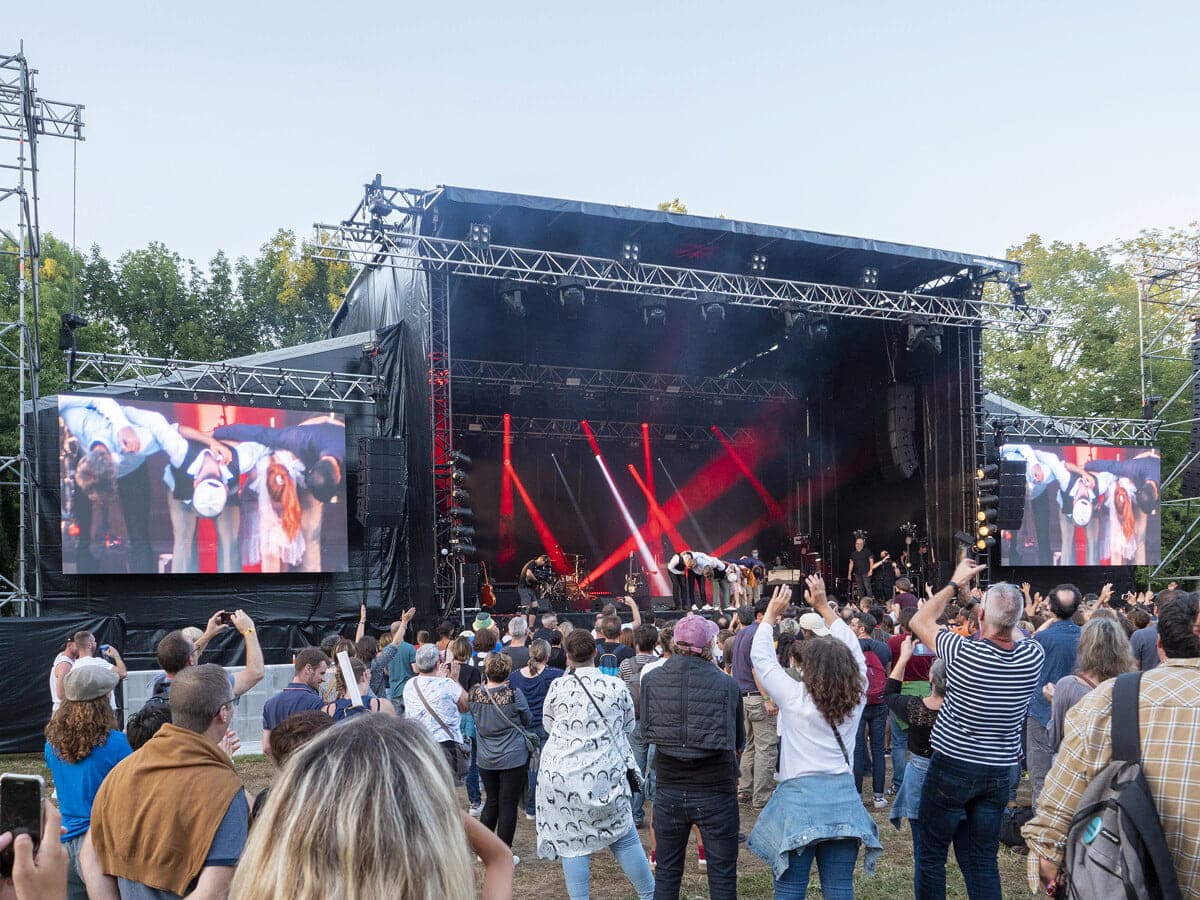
left=170, top=440, right=241, bottom=504
left=641, top=654, right=740, bottom=759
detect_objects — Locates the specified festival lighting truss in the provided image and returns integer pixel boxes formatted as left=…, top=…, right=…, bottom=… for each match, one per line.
left=984, top=414, right=1161, bottom=447
left=68, top=353, right=379, bottom=405
left=452, top=360, right=799, bottom=402
left=458, top=414, right=755, bottom=446
left=0, top=50, right=85, bottom=615
left=311, top=223, right=1056, bottom=332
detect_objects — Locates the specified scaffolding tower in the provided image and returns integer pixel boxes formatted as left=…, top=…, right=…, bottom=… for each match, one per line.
left=0, top=48, right=85, bottom=614
left=1138, top=246, right=1200, bottom=581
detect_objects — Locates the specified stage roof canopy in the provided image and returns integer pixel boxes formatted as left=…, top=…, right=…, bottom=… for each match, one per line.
left=423, top=185, right=1020, bottom=293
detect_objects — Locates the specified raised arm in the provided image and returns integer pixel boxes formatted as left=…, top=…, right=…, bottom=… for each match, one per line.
left=230, top=610, right=263, bottom=697
left=752, top=584, right=805, bottom=706
left=623, top=595, right=642, bottom=626
left=910, top=558, right=986, bottom=649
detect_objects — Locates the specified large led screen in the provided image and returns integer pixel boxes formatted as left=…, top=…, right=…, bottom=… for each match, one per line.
left=58, top=395, right=348, bottom=574
left=999, top=443, right=1160, bottom=567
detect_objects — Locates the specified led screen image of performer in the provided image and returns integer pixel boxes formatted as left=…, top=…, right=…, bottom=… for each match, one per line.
left=1000, top=443, right=1160, bottom=567
left=58, top=395, right=348, bottom=575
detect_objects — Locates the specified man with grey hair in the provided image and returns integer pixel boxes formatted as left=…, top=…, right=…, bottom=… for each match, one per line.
left=532, top=611, right=558, bottom=644
left=909, top=561, right=1044, bottom=899
left=83, top=664, right=248, bottom=899
left=403, top=643, right=469, bottom=774
left=502, top=616, right=530, bottom=670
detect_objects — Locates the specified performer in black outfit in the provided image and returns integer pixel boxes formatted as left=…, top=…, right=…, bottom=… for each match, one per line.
left=847, top=536, right=874, bottom=603
left=518, top=554, right=553, bottom=608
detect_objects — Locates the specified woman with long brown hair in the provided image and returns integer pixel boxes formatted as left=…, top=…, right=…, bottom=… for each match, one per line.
left=44, top=666, right=132, bottom=900
left=748, top=578, right=882, bottom=899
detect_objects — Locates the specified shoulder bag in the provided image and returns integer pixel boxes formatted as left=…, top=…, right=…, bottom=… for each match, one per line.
left=572, top=670, right=642, bottom=795
left=413, top=677, right=470, bottom=778
left=482, top=684, right=541, bottom=768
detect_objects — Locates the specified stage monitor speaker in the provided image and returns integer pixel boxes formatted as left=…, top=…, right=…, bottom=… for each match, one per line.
left=995, top=458, right=1027, bottom=531
left=461, top=563, right=480, bottom=607
left=878, top=384, right=918, bottom=481
left=356, top=436, right=406, bottom=528
left=489, top=588, right=521, bottom=615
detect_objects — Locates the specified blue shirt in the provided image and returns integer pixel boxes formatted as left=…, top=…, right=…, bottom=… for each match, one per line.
left=44, top=730, right=132, bottom=841
left=731, top=622, right=759, bottom=694
left=1028, top=619, right=1081, bottom=726
left=508, top=666, right=564, bottom=730
left=262, top=683, right=324, bottom=730
left=387, top=642, right=417, bottom=700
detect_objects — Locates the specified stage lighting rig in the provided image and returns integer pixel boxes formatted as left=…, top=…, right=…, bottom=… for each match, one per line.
left=556, top=277, right=588, bottom=319
left=903, top=314, right=943, bottom=355
left=700, top=293, right=726, bottom=333
left=852, top=529, right=869, bottom=541
left=808, top=317, right=830, bottom=343
left=1009, top=281, right=1030, bottom=309
left=965, top=274, right=984, bottom=302
left=498, top=280, right=526, bottom=318
left=750, top=252, right=768, bottom=274
left=859, top=267, right=879, bottom=289
left=640, top=295, right=667, bottom=326
left=621, top=242, right=640, bottom=264
left=468, top=222, right=491, bottom=250
left=899, top=522, right=917, bottom=546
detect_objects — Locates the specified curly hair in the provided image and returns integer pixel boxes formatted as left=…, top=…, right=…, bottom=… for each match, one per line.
left=795, top=637, right=864, bottom=728
left=45, top=697, right=117, bottom=763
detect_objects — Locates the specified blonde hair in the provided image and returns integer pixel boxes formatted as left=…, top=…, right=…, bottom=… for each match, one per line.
left=231, top=716, right=473, bottom=900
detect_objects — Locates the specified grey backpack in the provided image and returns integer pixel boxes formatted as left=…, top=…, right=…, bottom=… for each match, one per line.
left=1061, top=671, right=1180, bottom=900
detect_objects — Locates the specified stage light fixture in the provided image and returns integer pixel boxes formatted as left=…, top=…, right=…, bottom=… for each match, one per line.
left=966, top=275, right=984, bottom=301
left=498, top=280, right=526, bottom=318
left=557, top=277, right=587, bottom=318
left=750, top=252, right=768, bottom=273
left=622, top=242, right=640, bottom=264
left=903, top=314, right=943, bottom=355
left=451, top=540, right=477, bottom=557
left=467, top=422, right=483, bottom=432
left=977, top=464, right=999, bottom=480
left=1142, top=395, right=1162, bottom=421
left=452, top=524, right=476, bottom=540
left=808, top=317, right=830, bottom=343
left=640, top=295, right=667, bottom=326
left=449, top=506, right=474, bottom=520
left=565, top=376, right=582, bottom=387
left=859, top=267, right=879, bottom=289
left=468, top=222, right=491, bottom=250
left=975, top=536, right=996, bottom=551
left=700, top=295, right=726, bottom=333
left=1009, top=281, right=1030, bottom=309
left=450, top=450, right=472, bottom=467
left=452, top=487, right=472, bottom=504
left=665, top=384, right=681, bottom=394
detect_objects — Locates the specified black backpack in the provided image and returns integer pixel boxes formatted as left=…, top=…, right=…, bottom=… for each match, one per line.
left=1059, top=671, right=1181, bottom=900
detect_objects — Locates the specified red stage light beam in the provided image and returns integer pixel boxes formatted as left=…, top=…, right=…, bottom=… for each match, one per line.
left=499, top=413, right=515, bottom=568
left=641, top=422, right=659, bottom=545
left=578, top=420, right=658, bottom=580
left=626, top=464, right=686, bottom=552
left=506, top=460, right=569, bottom=574
left=711, top=425, right=784, bottom=518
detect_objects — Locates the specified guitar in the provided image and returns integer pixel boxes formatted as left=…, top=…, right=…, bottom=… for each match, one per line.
left=480, top=561, right=496, bottom=608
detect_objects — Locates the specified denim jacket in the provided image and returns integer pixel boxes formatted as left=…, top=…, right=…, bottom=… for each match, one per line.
left=748, top=772, right=883, bottom=880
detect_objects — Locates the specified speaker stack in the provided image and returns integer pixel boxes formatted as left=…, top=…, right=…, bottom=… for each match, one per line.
left=995, top=458, right=1028, bottom=531
left=879, top=383, right=919, bottom=481
left=356, top=436, right=406, bottom=528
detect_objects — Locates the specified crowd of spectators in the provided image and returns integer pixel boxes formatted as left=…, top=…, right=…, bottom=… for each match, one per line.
left=4, top=574, right=1199, bottom=900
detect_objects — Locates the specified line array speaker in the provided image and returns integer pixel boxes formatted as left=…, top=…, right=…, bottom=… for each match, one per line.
left=878, top=383, right=918, bottom=481
left=356, top=436, right=407, bottom=528
left=995, top=458, right=1027, bottom=531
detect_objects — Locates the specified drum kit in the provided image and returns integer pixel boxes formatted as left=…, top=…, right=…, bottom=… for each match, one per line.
left=534, top=553, right=592, bottom=610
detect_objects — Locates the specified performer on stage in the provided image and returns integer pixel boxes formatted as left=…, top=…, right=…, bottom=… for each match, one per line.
left=847, top=535, right=875, bottom=603
left=666, top=552, right=703, bottom=609
left=682, top=550, right=730, bottom=607
left=518, top=554, right=553, bottom=608
left=734, top=550, right=766, bottom=603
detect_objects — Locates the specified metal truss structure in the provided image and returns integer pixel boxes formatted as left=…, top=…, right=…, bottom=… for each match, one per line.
left=69, top=352, right=378, bottom=405
left=429, top=271, right=457, bottom=610
left=0, top=50, right=84, bottom=614
left=312, top=224, right=1056, bottom=332
left=983, top=414, right=1161, bottom=447
left=1136, top=247, right=1200, bottom=581
left=452, top=359, right=799, bottom=402
left=458, top=414, right=755, bottom=446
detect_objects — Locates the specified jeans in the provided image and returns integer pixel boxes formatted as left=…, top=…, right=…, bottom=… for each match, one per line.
left=1024, top=716, right=1053, bottom=810
left=480, top=764, right=527, bottom=847
left=525, top=726, right=548, bottom=816
left=854, top=703, right=887, bottom=796
left=739, top=695, right=779, bottom=808
left=629, top=721, right=649, bottom=824
left=65, top=834, right=88, bottom=900
left=560, top=824, right=655, bottom=900
left=467, top=736, right=482, bottom=805
left=773, top=838, right=859, bottom=900
left=653, top=785, right=739, bottom=900
left=890, top=714, right=908, bottom=789
left=917, top=752, right=1011, bottom=900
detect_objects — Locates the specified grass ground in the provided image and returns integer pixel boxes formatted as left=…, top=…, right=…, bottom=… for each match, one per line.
left=3, top=752, right=1031, bottom=898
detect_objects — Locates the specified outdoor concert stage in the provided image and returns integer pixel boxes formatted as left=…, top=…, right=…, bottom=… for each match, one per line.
left=22, top=180, right=1049, bottom=675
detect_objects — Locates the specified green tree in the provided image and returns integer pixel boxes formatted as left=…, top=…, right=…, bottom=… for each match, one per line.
left=656, top=198, right=689, bottom=214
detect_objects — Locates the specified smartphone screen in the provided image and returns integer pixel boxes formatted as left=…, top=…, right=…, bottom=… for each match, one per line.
left=0, top=774, right=43, bottom=877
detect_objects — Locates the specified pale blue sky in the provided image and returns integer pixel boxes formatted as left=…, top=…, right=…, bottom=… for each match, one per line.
left=9, top=2, right=1200, bottom=267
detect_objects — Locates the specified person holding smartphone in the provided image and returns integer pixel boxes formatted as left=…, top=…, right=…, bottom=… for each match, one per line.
left=43, top=666, right=132, bottom=899
left=68, top=633, right=126, bottom=716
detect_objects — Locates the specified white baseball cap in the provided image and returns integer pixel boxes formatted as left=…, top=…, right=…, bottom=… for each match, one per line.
left=191, top=478, right=228, bottom=518
left=1071, top=497, right=1092, bottom=529
left=798, top=612, right=830, bottom=636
